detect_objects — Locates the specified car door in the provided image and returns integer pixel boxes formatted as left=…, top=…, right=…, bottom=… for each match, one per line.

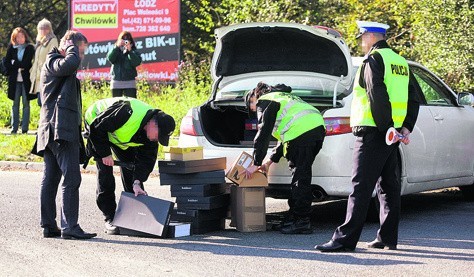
left=410, top=65, right=473, bottom=179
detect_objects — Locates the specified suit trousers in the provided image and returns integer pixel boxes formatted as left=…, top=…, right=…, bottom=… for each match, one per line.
left=40, top=140, right=82, bottom=231
left=95, top=145, right=138, bottom=222
left=332, top=130, right=401, bottom=248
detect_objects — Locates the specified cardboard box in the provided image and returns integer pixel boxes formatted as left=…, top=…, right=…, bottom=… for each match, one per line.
left=158, top=157, right=226, bottom=174
left=164, top=146, right=204, bottom=161
left=170, top=183, right=226, bottom=197
left=230, top=185, right=266, bottom=232
left=159, top=170, right=226, bottom=186
left=226, top=152, right=268, bottom=187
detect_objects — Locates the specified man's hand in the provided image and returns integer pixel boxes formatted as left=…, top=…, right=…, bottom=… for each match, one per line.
left=102, top=155, right=114, bottom=166
left=258, top=159, right=273, bottom=174
left=399, top=127, right=411, bottom=145
left=133, top=180, right=147, bottom=196
left=240, top=165, right=259, bottom=179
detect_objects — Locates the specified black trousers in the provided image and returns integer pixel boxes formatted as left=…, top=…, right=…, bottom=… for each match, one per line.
left=40, top=140, right=82, bottom=231
left=112, top=88, right=137, bottom=98
left=95, top=145, right=138, bottom=222
left=285, top=129, right=324, bottom=219
left=332, top=130, right=401, bottom=248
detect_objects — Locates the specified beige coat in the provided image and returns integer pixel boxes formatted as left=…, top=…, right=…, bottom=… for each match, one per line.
left=29, top=36, right=58, bottom=94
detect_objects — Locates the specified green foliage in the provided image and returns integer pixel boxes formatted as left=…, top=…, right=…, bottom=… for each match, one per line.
left=0, top=57, right=210, bottom=161
left=411, top=0, right=474, bottom=92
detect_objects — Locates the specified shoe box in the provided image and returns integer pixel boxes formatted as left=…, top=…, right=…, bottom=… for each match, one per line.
left=159, top=155, right=229, bottom=235
left=158, top=157, right=226, bottom=174
left=112, top=192, right=174, bottom=237
left=176, top=194, right=230, bottom=210
left=160, top=170, right=226, bottom=185
left=163, top=146, right=204, bottom=161
left=166, top=222, right=192, bottom=238
left=230, top=185, right=266, bottom=232
left=170, top=183, right=226, bottom=197
left=226, top=151, right=268, bottom=187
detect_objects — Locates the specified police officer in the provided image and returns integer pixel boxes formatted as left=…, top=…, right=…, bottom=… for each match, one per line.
left=315, top=21, right=420, bottom=252
left=244, top=82, right=326, bottom=234
left=84, top=97, right=175, bottom=235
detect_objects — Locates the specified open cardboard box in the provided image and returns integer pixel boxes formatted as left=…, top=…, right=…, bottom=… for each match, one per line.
left=226, top=151, right=268, bottom=187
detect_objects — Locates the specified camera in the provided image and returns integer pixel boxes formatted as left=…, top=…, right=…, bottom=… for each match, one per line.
left=124, top=40, right=130, bottom=45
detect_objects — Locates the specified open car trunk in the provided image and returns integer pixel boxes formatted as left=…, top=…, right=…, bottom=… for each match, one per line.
left=198, top=101, right=337, bottom=146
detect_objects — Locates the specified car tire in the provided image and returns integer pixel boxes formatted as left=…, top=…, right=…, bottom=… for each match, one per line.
left=459, top=184, right=474, bottom=201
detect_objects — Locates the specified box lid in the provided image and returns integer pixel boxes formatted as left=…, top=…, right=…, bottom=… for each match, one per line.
left=163, top=146, right=204, bottom=154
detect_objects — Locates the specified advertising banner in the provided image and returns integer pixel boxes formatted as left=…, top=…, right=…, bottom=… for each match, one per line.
left=70, top=0, right=180, bottom=82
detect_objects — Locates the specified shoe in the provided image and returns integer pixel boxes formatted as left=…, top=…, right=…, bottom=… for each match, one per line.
left=104, top=220, right=120, bottom=235
left=43, top=227, right=61, bottom=238
left=21, top=130, right=28, bottom=134
left=10, top=130, right=17, bottom=134
left=315, top=240, right=355, bottom=252
left=61, top=226, right=97, bottom=240
left=367, top=239, right=397, bottom=250
left=280, top=217, right=313, bottom=234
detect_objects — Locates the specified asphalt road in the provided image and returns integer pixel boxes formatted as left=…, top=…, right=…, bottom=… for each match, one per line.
left=0, top=168, right=473, bottom=276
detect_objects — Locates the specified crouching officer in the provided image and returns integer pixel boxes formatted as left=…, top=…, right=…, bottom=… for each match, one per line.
left=84, top=97, right=176, bottom=235
left=244, top=82, right=326, bottom=234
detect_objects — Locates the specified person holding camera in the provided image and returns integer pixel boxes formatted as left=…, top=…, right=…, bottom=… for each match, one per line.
left=107, top=31, right=142, bottom=98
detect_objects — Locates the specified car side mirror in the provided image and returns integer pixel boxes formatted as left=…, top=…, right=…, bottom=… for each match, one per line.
left=457, top=92, right=474, bottom=106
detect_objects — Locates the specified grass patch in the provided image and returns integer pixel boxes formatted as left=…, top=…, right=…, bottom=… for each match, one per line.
left=0, top=58, right=211, bottom=162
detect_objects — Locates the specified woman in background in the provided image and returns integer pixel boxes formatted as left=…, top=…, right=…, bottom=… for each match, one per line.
left=29, top=18, right=58, bottom=106
left=107, top=31, right=142, bottom=98
left=5, top=27, right=35, bottom=134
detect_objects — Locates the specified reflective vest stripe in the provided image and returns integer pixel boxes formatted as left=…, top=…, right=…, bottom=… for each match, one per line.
left=259, top=92, right=325, bottom=143
left=350, top=48, right=409, bottom=128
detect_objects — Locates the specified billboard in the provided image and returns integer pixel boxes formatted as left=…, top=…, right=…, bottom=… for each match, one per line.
left=70, top=0, right=180, bottom=82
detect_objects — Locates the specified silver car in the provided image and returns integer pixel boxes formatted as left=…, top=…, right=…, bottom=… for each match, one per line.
left=178, top=22, right=474, bottom=202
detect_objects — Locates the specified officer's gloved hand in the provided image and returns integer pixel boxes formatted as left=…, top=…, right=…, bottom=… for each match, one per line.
left=400, top=127, right=411, bottom=145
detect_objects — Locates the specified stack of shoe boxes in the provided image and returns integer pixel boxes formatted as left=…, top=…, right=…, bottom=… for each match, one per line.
left=159, top=147, right=229, bottom=234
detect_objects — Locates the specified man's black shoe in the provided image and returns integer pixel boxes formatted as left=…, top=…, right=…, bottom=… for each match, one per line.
left=61, top=227, right=97, bottom=240
left=43, top=227, right=61, bottom=238
left=367, top=239, right=397, bottom=250
left=315, top=240, right=355, bottom=252
left=280, top=218, right=313, bottom=234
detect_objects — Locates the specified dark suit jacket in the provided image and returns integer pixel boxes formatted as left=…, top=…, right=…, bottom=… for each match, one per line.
left=35, top=46, right=82, bottom=155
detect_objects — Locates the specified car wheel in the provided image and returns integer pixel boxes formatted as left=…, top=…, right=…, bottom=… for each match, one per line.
left=459, top=184, right=474, bottom=201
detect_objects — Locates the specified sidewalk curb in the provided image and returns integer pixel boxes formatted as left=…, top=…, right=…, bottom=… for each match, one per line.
left=0, top=161, right=109, bottom=173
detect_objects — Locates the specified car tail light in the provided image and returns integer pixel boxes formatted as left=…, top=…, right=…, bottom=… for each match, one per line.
left=324, top=117, right=352, bottom=136
left=180, top=114, right=198, bottom=136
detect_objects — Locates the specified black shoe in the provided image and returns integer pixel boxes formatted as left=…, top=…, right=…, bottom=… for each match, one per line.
left=280, top=218, right=313, bottom=234
left=61, top=226, right=97, bottom=240
left=367, top=239, right=397, bottom=250
left=43, top=227, right=61, bottom=238
left=104, top=220, right=120, bottom=235
left=21, top=130, right=28, bottom=134
left=315, top=240, right=355, bottom=252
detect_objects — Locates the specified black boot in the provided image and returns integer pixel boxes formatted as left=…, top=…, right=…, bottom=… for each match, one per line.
left=280, top=217, right=312, bottom=234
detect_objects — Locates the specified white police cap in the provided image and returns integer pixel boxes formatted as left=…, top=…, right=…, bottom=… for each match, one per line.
left=356, top=21, right=389, bottom=38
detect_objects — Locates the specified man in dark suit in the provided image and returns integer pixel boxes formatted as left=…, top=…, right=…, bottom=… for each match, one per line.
left=35, top=30, right=96, bottom=240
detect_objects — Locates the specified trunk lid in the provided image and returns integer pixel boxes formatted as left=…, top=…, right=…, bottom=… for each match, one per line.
left=211, top=22, right=354, bottom=101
